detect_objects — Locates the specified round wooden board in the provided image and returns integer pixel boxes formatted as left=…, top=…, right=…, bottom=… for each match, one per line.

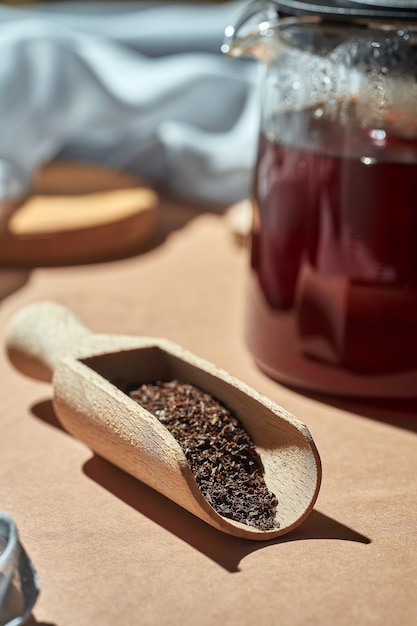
left=0, top=162, right=158, bottom=266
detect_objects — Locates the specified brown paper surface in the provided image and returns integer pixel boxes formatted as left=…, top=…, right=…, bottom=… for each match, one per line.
left=1, top=190, right=416, bottom=626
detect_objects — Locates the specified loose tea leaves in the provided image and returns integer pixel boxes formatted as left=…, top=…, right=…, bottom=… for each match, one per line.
left=128, top=379, right=279, bottom=531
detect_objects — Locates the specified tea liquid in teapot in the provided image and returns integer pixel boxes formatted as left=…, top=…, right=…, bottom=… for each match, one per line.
left=226, top=0, right=417, bottom=396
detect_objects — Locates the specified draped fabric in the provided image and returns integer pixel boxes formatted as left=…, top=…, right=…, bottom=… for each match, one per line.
left=0, top=1, right=261, bottom=207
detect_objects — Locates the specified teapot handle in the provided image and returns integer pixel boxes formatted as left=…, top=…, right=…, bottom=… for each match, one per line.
left=222, top=0, right=278, bottom=57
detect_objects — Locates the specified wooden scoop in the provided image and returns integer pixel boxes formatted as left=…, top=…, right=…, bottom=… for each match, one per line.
left=5, top=301, right=321, bottom=540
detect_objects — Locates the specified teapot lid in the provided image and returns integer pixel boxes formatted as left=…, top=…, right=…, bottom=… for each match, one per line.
left=273, top=0, right=417, bottom=21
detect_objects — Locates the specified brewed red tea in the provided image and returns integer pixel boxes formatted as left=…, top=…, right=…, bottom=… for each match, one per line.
left=247, top=106, right=417, bottom=396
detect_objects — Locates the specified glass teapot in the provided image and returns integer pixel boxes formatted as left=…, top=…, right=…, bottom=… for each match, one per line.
left=224, top=0, right=417, bottom=397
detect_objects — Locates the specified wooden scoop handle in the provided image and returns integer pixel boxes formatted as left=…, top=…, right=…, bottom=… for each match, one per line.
left=5, top=301, right=90, bottom=383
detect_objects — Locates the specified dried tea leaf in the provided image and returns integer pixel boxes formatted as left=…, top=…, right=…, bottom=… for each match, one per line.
left=128, top=380, right=279, bottom=531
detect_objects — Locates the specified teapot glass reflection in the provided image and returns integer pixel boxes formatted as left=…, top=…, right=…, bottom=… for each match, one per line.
left=225, top=0, right=417, bottom=397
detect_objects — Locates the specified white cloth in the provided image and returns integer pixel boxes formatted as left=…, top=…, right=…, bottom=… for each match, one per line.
left=0, top=1, right=261, bottom=206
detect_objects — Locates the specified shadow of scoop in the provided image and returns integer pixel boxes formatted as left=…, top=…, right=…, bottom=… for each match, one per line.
left=289, top=509, right=371, bottom=544
left=83, top=455, right=371, bottom=573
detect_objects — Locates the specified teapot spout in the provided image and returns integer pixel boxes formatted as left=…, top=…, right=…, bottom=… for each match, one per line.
left=222, top=0, right=282, bottom=63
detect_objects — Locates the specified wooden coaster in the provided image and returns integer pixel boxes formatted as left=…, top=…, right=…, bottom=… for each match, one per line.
left=0, top=162, right=158, bottom=266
